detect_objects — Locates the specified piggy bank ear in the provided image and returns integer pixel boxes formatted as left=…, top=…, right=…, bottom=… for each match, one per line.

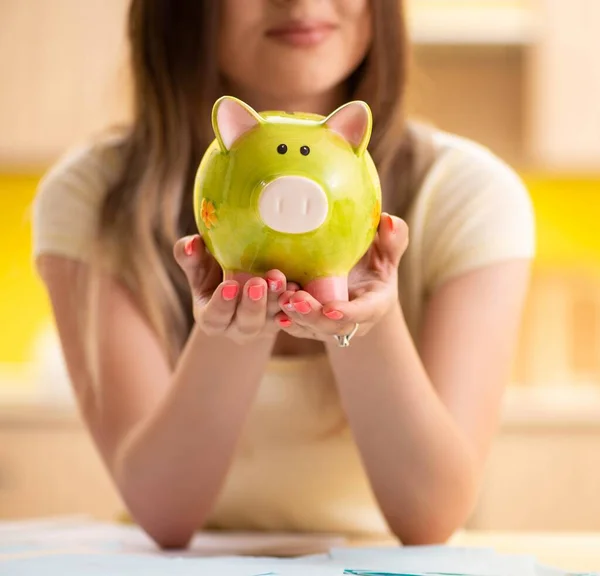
left=323, top=100, right=372, bottom=156
left=212, top=96, right=263, bottom=152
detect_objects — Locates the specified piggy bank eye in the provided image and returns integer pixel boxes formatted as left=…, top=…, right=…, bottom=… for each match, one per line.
left=277, top=144, right=288, bottom=154
left=300, top=145, right=310, bottom=156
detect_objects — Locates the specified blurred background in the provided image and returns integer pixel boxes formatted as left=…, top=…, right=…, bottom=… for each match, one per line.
left=1, top=0, right=600, bottom=533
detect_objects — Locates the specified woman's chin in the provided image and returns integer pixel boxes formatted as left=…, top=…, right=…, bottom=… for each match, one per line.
left=258, top=72, right=351, bottom=106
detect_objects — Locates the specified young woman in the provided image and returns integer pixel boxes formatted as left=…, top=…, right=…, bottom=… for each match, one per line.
left=32, top=0, right=535, bottom=549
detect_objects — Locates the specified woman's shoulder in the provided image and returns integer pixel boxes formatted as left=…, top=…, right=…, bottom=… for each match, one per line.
left=32, top=130, right=129, bottom=262
left=425, top=128, right=528, bottom=194
left=411, top=125, right=534, bottom=221
left=36, top=130, right=128, bottom=202
left=408, top=126, right=536, bottom=290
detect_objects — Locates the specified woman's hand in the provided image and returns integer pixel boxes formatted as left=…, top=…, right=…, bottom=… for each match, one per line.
left=274, top=213, right=409, bottom=342
left=174, top=234, right=296, bottom=344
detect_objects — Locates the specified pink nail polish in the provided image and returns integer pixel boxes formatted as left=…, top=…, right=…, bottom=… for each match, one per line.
left=248, top=285, right=265, bottom=301
left=268, top=279, right=282, bottom=292
left=324, top=310, right=343, bottom=320
left=387, top=214, right=396, bottom=234
left=279, top=317, right=292, bottom=328
left=222, top=285, right=238, bottom=301
left=184, top=237, right=196, bottom=256
left=284, top=301, right=294, bottom=311
left=293, top=300, right=311, bottom=314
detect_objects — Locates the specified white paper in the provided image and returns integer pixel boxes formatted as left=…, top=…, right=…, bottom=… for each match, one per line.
left=0, top=518, right=582, bottom=576
left=2, top=554, right=345, bottom=576
left=0, top=518, right=344, bottom=558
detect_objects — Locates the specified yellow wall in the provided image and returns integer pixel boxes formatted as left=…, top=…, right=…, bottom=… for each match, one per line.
left=0, top=172, right=599, bottom=366
left=1, top=174, right=51, bottom=364
left=525, top=175, right=600, bottom=268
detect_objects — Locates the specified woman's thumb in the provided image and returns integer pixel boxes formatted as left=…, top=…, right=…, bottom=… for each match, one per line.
left=379, top=213, right=409, bottom=266
left=173, top=234, right=208, bottom=287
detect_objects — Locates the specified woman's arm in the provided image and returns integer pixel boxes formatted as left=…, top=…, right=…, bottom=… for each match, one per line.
left=37, top=254, right=276, bottom=549
left=324, top=259, right=531, bottom=544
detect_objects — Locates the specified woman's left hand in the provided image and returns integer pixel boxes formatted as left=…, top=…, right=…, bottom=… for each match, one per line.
left=275, top=213, right=409, bottom=341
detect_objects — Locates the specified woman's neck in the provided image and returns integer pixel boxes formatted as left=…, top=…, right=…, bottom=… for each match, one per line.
left=220, top=82, right=348, bottom=116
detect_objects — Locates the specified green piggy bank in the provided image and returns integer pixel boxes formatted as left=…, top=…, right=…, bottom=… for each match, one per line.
left=193, top=95, right=382, bottom=303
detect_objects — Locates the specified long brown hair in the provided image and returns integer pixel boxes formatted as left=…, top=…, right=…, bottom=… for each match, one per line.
left=96, top=0, right=425, bottom=366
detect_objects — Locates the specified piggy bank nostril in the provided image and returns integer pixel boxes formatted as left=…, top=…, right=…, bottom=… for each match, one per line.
left=302, top=199, right=309, bottom=216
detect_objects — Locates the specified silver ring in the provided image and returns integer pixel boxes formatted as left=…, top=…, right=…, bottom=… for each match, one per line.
left=333, top=323, right=359, bottom=347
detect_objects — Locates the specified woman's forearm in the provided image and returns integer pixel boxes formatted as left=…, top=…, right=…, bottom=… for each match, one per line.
left=113, top=325, right=274, bottom=547
left=325, top=303, right=478, bottom=544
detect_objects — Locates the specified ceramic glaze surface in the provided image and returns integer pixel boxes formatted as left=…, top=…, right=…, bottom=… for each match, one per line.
left=193, top=96, right=382, bottom=302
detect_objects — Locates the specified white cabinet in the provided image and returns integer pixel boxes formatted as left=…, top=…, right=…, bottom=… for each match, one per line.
left=0, top=0, right=130, bottom=166
left=406, top=0, right=538, bottom=46
left=408, top=0, right=600, bottom=171
left=525, top=0, right=600, bottom=171
left=470, top=387, right=600, bottom=531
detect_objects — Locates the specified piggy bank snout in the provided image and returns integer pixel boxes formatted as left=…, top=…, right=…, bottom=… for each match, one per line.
left=258, top=176, right=328, bottom=234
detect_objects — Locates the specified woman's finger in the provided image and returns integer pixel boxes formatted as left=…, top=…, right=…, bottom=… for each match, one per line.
left=378, top=213, right=409, bottom=267
left=321, top=288, right=388, bottom=326
left=231, top=277, right=269, bottom=339
left=264, top=269, right=288, bottom=317
left=278, top=290, right=357, bottom=338
left=278, top=290, right=323, bottom=326
left=274, top=310, right=318, bottom=340
left=196, top=280, right=240, bottom=334
left=173, top=235, right=206, bottom=294
left=173, top=233, right=227, bottom=298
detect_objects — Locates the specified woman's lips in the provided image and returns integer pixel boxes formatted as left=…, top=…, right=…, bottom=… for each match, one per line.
left=265, top=22, right=337, bottom=47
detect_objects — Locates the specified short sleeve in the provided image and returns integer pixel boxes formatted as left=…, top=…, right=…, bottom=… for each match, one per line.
left=31, top=135, right=125, bottom=263
left=421, top=135, right=536, bottom=293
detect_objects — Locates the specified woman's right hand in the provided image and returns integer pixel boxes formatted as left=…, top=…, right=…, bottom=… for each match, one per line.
left=174, top=235, right=294, bottom=344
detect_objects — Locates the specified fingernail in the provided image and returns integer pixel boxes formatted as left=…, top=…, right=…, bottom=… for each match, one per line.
left=293, top=300, right=311, bottom=314
left=248, top=285, right=265, bottom=301
left=268, top=279, right=282, bottom=292
left=283, top=300, right=294, bottom=311
left=324, top=310, right=344, bottom=320
left=279, top=317, right=292, bottom=328
left=386, top=214, right=396, bottom=234
left=222, top=284, right=238, bottom=301
left=184, top=237, right=196, bottom=256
